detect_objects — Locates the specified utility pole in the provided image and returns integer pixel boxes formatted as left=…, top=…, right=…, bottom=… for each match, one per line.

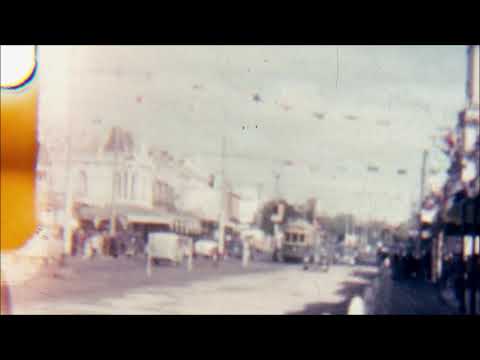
left=274, top=172, right=280, bottom=199
left=419, top=150, right=429, bottom=210
left=257, top=182, right=263, bottom=203
left=418, top=149, right=429, bottom=256
left=63, top=47, right=75, bottom=256
left=218, top=136, right=227, bottom=258
left=110, top=128, right=118, bottom=237
left=63, top=114, right=74, bottom=255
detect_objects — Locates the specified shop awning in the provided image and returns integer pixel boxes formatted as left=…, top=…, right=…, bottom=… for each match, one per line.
left=75, top=204, right=175, bottom=227
left=173, top=212, right=202, bottom=235
left=74, top=204, right=203, bottom=235
left=74, top=203, right=112, bottom=222
left=124, top=210, right=176, bottom=226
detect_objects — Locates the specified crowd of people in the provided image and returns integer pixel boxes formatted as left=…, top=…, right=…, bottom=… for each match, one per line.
left=71, top=227, right=144, bottom=259
left=376, top=238, right=479, bottom=314
left=440, top=252, right=479, bottom=314
left=375, top=236, right=432, bottom=281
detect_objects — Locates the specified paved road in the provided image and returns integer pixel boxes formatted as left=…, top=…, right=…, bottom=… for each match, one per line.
left=8, top=255, right=377, bottom=315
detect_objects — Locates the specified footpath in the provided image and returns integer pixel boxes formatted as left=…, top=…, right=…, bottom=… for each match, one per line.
left=363, top=265, right=460, bottom=315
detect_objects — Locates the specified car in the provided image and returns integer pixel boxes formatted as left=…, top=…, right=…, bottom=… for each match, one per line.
left=303, top=247, right=331, bottom=272
left=337, top=248, right=359, bottom=266
left=194, top=238, right=219, bottom=259
left=226, top=239, right=244, bottom=259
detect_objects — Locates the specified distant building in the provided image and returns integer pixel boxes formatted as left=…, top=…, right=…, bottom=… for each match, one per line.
left=38, top=127, right=203, bottom=241
left=37, top=126, right=253, bottom=242
left=238, top=188, right=260, bottom=225
left=226, top=190, right=241, bottom=223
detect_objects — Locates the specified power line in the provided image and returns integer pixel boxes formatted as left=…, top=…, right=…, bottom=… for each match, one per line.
left=182, top=150, right=413, bottom=176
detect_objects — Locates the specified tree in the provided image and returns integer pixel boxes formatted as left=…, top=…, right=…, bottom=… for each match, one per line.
left=257, top=199, right=301, bottom=235
left=257, top=200, right=276, bottom=235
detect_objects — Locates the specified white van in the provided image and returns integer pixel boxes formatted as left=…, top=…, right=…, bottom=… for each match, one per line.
left=146, top=232, right=192, bottom=266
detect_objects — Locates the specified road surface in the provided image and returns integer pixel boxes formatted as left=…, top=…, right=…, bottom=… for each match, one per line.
left=8, top=256, right=378, bottom=315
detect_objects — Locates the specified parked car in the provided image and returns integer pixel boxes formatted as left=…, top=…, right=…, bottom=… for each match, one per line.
left=194, top=238, right=219, bottom=259
left=303, top=246, right=331, bottom=272
left=241, top=228, right=269, bottom=253
left=342, top=248, right=359, bottom=266
left=226, top=239, right=243, bottom=259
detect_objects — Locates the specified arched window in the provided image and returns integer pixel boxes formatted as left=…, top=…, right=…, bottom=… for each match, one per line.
left=143, top=176, right=148, bottom=200
left=114, top=172, right=122, bottom=198
left=76, top=170, right=88, bottom=197
left=123, top=171, right=129, bottom=200
left=131, top=174, right=136, bottom=200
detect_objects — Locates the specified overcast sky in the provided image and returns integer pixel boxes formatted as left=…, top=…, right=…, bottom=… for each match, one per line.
left=38, top=45, right=468, bottom=224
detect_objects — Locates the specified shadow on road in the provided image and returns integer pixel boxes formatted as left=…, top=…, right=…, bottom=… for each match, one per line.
left=286, top=268, right=378, bottom=315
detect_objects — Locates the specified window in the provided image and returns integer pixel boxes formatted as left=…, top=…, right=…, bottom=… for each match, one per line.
left=76, top=170, right=88, bottom=197
left=123, top=171, right=129, bottom=200
left=114, top=172, right=121, bottom=198
left=131, top=174, right=136, bottom=200
left=143, top=177, right=147, bottom=200
left=167, top=186, right=174, bottom=206
left=153, top=180, right=164, bottom=205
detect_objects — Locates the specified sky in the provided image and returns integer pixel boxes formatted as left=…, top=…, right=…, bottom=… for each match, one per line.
left=37, top=45, right=469, bottom=224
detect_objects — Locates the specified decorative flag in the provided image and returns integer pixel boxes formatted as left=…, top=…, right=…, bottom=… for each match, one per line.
left=252, top=93, right=262, bottom=103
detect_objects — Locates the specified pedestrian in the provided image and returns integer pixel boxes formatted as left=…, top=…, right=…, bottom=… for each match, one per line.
left=186, top=238, right=193, bottom=272
left=242, top=237, right=250, bottom=268
left=213, top=248, right=219, bottom=267
left=405, top=251, right=415, bottom=279
left=84, top=231, right=104, bottom=259
left=391, top=252, right=400, bottom=280
left=466, top=254, right=479, bottom=314
left=125, top=234, right=136, bottom=257
left=422, top=250, right=432, bottom=281
left=75, top=228, right=87, bottom=257
left=452, top=254, right=467, bottom=314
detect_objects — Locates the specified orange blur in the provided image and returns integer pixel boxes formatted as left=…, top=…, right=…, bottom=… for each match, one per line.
left=1, top=86, right=39, bottom=251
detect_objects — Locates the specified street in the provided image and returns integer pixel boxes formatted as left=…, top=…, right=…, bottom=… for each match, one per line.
left=9, top=257, right=377, bottom=315
left=2, top=45, right=478, bottom=316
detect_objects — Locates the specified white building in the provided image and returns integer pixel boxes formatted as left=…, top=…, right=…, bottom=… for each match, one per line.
left=38, top=125, right=256, bottom=244
left=238, top=188, right=260, bottom=225
left=38, top=127, right=203, bottom=241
